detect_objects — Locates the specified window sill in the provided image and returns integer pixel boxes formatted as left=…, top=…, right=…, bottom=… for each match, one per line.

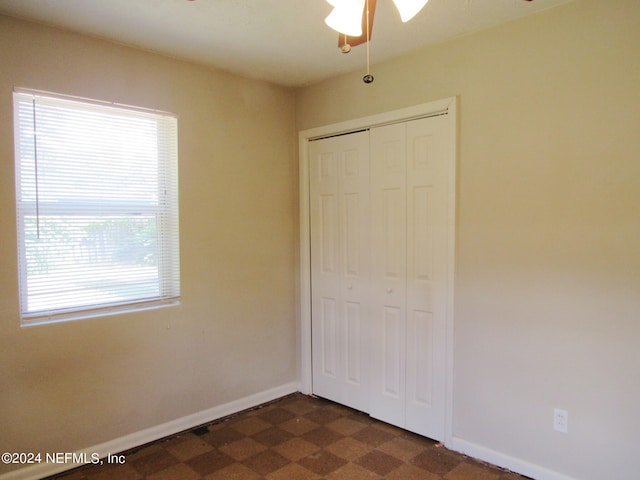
left=20, top=298, right=181, bottom=327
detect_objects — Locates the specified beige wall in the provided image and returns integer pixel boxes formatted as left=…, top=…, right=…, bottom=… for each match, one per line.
left=296, top=1, right=640, bottom=479
left=1, top=0, right=639, bottom=478
left=0, top=15, right=297, bottom=475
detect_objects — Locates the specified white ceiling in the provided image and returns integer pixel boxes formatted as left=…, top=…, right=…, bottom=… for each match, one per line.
left=0, top=0, right=570, bottom=87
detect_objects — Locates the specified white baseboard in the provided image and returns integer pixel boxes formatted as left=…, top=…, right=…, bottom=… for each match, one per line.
left=0, top=382, right=299, bottom=480
left=447, top=437, right=576, bottom=480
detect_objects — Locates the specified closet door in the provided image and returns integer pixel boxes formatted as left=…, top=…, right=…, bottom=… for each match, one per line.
left=369, top=123, right=407, bottom=427
left=404, top=115, right=448, bottom=440
left=369, top=115, right=448, bottom=440
left=309, top=131, right=370, bottom=412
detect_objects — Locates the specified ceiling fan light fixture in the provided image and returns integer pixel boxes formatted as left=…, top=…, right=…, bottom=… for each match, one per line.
left=325, top=0, right=366, bottom=36
left=391, top=0, right=429, bottom=22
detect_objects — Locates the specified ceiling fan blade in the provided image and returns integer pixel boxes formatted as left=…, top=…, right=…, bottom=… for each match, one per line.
left=338, top=0, right=377, bottom=48
left=392, top=0, right=429, bottom=23
left=335, top=0, right=531, bottom=50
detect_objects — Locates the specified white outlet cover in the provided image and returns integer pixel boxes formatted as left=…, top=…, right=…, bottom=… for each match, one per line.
left=553, top=408, right=569, bottom=433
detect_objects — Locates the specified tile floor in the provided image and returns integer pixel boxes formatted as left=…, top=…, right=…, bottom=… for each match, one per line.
left=49, top=393, right=530, bottom=480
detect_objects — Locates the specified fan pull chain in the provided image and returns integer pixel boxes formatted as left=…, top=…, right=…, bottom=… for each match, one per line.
left=363, top=0, right=374, bottom=83
left=341, top=33, right=351, bottom=53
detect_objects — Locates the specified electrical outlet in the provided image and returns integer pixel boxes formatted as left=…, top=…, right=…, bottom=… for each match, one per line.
left=553, top=408, right=568, bottom=433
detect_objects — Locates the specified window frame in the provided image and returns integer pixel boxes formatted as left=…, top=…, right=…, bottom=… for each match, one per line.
left=13, top=89, right=181, bottom=326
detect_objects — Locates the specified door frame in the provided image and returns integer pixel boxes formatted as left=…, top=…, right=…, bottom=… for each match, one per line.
left=298, top=97, right=457, bottom=444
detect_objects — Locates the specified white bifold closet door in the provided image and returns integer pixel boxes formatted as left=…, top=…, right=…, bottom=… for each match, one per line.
left=310, top=114, right=449, bottom=440
left=369, top=116, right=448, bottom=440
left=309, top=130, right=370, bottom=413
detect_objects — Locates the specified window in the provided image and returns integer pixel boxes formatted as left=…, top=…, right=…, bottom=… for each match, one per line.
left=13, top=90, right=180, bottom=325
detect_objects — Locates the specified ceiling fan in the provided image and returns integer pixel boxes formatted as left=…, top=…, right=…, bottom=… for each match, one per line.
left=325, top=0, right=534, bottom=51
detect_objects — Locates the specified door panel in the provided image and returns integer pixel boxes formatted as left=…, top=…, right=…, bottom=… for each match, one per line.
left=405, top=115, right=448, bottom=439
left=369, top=122, right=407, bottom=426
left=383, top=306, right=403, bottom=396
left=320, top=297, right=338, bottom=377
left=411, top=185, right=433, bottom=283
left=345, top=301, right=363, bottom=384
left=409, top=309, right=433, bottom=406
left=382, top=188, right=404, bottom=278
left=369, top=116, right=448, bottom=439
left=310, top=131, right=370, bottom=412
left=319, top=195, right=337, bottom=273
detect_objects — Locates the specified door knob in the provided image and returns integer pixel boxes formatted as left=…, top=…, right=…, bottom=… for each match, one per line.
left=387, top=288, right=393, bottom=293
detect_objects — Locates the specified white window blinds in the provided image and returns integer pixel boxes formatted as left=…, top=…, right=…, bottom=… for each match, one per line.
left=13, top=90, right=180, bottom=324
